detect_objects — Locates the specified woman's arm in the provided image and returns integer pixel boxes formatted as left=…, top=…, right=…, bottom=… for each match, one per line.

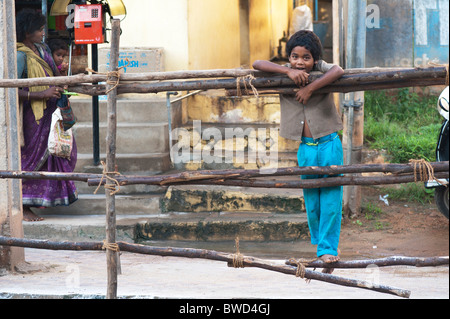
left=253, top=60, right=310, bottom=87
left=18, top=87, right=64, bottom=102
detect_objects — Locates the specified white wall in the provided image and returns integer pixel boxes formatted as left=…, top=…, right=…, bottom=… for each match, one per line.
left=100, top=0, right=189, bottom=71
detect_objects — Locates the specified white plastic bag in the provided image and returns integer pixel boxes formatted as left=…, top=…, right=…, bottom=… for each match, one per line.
left=289, top=5, right=313, bottom=37
left=48, top=108, right=73, bottom=159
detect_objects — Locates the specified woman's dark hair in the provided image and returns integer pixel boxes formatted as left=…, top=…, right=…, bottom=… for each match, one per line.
left=286, top=30, right=323, bottom=61
left=16, top=8, right=47, bottom=42
left=48, top=38, right=69, bottom=53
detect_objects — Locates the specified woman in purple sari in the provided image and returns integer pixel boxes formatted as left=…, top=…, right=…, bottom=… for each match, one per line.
left=16, top=9, right=77, bottom=221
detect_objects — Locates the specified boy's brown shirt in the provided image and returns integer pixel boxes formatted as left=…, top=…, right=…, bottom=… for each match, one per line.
left=279, top=60, right=343, bottom=141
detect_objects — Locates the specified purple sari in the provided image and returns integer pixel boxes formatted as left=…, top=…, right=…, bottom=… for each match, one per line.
left=20, top=45, right=78, bottom=207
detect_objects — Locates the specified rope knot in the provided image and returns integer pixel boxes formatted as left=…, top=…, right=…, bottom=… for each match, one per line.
left=94, top=161, right=122, bottom=195
left=232, top=237, right=245, bottom=268
left=236, top=74, right=259, bottom=98
left=409, top=159, right=448, bottom=186
left=288, top=258, right=307, bottom=279
left=102, top=240, right=120, bottom=252
left=86, top=58, right=130, bottom=94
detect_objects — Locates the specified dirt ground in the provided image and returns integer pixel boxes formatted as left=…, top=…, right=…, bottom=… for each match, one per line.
left=339, top=186, right=449, bottom=259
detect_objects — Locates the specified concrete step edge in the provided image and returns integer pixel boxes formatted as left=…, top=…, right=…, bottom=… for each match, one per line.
left=23, top=213, right=309, bottom=243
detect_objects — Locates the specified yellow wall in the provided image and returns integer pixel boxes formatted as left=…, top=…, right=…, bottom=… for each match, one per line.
left=248, top=0, right=290, bottom=64
left=187, top=0, right=241, bottom=70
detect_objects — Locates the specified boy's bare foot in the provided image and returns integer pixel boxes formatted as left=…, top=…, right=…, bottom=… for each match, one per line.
left=319, top=253, right=340, bottom=274
left=23, top=207, right=44, bottom=222
left=319, top=254, right=340, bottom=263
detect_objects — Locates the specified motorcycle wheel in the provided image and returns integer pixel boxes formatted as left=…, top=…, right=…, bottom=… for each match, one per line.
left=435, top=186, right=449, bottom=219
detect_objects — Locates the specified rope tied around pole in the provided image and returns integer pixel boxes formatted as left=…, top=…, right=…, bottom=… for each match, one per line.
left=236, top=74, right=259, bottom=98
left=232, top=237, right=245, bottom=268
left=102, top=240, right=120, bottom=252
left=94, top=161, right=122, bottom=195
left=288, top=257, right=317, bottom=283
left=86, top=58, right=130, bottom=94
left=409, top=159, right=448, bottom=186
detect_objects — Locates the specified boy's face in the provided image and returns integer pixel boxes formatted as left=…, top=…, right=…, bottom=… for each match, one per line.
left=289, top=46, right=317, bottom=73
left=53, top=48, right=68, bottom=66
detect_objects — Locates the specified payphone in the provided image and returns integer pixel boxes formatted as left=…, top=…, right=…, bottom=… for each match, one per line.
left=74, top=4, right=105, bottom=45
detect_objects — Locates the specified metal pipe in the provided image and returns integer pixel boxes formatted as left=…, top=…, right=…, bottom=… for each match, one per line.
left=42, top=0, right=48, bottom=43
left=92, top=43, right=100, bottom=166
left=166, top=91, right=178, bottom=163
left=170, top=90, right=203, bottom=104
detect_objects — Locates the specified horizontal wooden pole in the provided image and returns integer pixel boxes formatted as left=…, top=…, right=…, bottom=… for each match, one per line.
left=0, top=170, right=96, bottom=182
left=67, top=67, right=447, bottom=96
left=1, top=67, right=445, bottom=97
left=0, top=67, right=417, bottom=88
left=0, top=236, right=411, bottom=298
left=226, top=78, right=445, bottom=96
left=183, top=172, right=449, bottom=189
left=88, top=162, right=449, bottom=187
left=1, top=162, right=448, bottom=189
left=285, top=256, right=449, bottom=269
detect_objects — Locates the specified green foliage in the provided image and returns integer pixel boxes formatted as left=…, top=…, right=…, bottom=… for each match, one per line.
left=364, top=88, right=442, bottom=163
left=380, top=183, right=434, bottom=204
left=358, top=202, right=388, bottom=231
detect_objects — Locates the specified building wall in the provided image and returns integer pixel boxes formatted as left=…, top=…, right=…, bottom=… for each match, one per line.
left=249, top=0, right=290, bottom=65
left=187, top=0, right=241, bottom=70
left=365, top=0, right=449, bottom=67
left=102, top=0, right=190, bottom=71
left=104, top=0, right=291, bottom=71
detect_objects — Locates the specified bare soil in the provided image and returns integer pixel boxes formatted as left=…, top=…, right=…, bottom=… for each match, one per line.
left=339, top=186, right=449, bottom=259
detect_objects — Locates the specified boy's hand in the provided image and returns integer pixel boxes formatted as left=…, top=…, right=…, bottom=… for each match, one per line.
left=294, top=86, right=313, bottom=104
left=287, top=69, right=310, bottom=87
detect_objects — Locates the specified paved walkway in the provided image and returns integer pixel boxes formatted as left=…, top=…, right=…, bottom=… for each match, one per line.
left=0, top=247, right=448, bottom=300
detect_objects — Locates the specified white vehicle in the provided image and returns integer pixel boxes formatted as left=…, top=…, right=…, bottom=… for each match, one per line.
left=425, top=86, right=449, bottom=218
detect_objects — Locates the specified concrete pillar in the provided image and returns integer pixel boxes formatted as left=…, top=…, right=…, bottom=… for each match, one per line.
left=0, top=0, right=25, bottom=272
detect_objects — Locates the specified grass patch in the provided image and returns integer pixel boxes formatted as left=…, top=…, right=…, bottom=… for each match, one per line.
left=364, top=88, right=442, bottom=163
left=380, top=182, right=434, bottom=205
left=356, top=202, right=388, bottom=230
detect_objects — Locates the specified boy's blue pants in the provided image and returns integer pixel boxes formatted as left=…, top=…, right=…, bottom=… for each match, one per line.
left=297, top=132, right=343, bottom=257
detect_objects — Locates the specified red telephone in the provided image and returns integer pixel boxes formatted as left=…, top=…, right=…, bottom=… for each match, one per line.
left=74, top=4, right=104, bottom=45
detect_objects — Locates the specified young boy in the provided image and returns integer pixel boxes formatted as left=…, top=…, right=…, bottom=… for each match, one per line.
left=48, top=39, right=70, bottom=76
left=253, top=30, right=345, bottom=266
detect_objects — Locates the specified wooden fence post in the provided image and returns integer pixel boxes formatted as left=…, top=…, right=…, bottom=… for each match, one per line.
left=105, top=18, right=121, bottom=300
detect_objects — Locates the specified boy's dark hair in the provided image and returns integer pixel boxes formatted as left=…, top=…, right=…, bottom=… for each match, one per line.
left=286, top=30, right=323, bottom=61
left=16, top=8, right=47, bottom=42
left=48, top=38, right=69, bottom=54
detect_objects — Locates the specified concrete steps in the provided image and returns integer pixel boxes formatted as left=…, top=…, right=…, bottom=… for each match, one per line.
left=27, top=94, right=310, bottom=244
left=72, top=97, right=181, bottom=175
left=41, top=193, right=162, bottom=216
left=23, top=213, right=309, bottom=243
left=161, top=184, right=304, bottom=214
left=73, top=122, right=170, bottom=154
